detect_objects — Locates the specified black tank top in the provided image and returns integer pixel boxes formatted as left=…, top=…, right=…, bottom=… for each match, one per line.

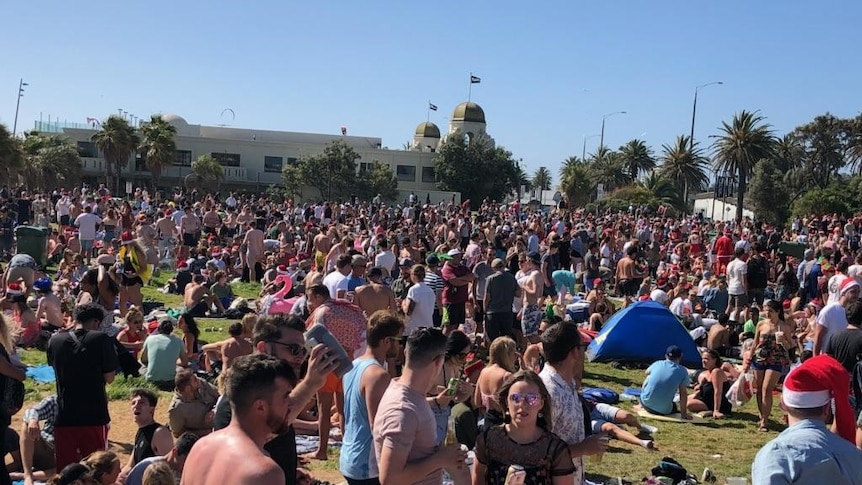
left=133, top=422, right=160, bottom=464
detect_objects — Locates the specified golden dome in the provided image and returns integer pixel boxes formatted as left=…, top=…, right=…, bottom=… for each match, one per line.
left=451, top=102, right=486, bottom=123
left=414, top=121, right=441, bottom=138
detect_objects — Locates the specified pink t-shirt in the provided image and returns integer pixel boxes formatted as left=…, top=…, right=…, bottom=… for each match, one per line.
left=373, top=381, right=441, bottom=485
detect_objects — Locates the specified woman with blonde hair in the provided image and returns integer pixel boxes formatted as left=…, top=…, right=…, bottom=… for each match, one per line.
left=116, top=231, right=152, bottom=317
left=473, top=336, right=518, bottom=428
left=81, top=450, right=121, bottom=485
left=0, top=313, right=25, bottom=485
left=142, top=460, right=176, bottom=485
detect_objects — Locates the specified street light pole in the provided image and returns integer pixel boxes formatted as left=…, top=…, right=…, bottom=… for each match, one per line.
left=599, top=111, right=626, bottom=152
left=582, top=134, right=601, bottom=161
left=12, top=78, right=28, bottom=136
left=686, top=81, right=723, bottom=214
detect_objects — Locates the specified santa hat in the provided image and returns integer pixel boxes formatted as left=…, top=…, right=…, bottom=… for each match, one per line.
left=120, top=231, right=134, bottom=245
left=839, top=278, right=859, bottom=296
left=277, top=265, right=290, bottom=276
left=211, top=248, right=221, bottom=257
left=177, top=261, right=189, bottom=271
left=782, top=355, right=855, bottom=443
left=5, top=282, right=23, bottom=296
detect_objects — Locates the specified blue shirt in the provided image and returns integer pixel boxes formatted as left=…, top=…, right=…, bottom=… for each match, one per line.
left=552, top=270, right=576, bottom=293
left=641, top=360, right=689, bottom=415
left=339, top=358, right=382, bottom=480
left=346, top=275, right=365, bottom=292
left=752, top=419, right=862, bottom=485
left=126, top=456, right=169, bottom=485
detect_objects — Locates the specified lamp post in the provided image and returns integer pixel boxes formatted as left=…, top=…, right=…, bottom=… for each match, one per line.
left=686, top=81, right=722, bottom=214
left=599, top=111, right=626, bottom=152
left=582, top=134, right=601, bottom=161
left=12, top=78, right=28, bottom=136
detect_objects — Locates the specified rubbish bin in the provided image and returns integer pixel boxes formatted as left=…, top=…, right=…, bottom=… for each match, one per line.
left=14, top=226, right=50, bottom=268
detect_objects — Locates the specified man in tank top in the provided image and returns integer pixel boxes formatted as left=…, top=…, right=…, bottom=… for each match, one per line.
left=118, top=389, right=174, bottom=482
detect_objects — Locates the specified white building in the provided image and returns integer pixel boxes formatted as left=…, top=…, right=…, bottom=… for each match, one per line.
left=33, top=101, right=496, bottom=203
left=693, top=193, right=755, bottom=221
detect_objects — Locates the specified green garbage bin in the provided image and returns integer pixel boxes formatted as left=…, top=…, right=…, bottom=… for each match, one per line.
left=14, top=226, right=50, bottom=268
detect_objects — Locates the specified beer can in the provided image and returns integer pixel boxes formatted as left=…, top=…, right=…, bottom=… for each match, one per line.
left=446, top=377, right=459, bottom=396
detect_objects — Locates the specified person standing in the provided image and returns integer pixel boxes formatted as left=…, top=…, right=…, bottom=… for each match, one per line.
left=751, top=355, right=862, bottom=483
left=403, top=266, right=436, bottom=332
left=46, top=303, right=118, bottom=471
left=814, top=278, right=861, bottom=356
left=440, top=249, right=475, bottom=336
left=471, top=247, right=495, bottom=334
left=483, top=258, right=519, bottom=343
left=374, top=327, right=467, bottom=485
left=340, top=311, right=404, bottom=485
left=73, top=206, right=102, bottom=263
left=725, top=248, right=749, bottom=322
left=539, top=322, right=607, bottom=485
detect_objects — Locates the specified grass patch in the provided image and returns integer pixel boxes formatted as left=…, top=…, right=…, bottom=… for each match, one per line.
left=140, top=271, right=262, bottom=311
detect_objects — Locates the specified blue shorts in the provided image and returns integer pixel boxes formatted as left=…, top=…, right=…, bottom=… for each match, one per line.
left=81, top=239, right=94, bottom=251
left=752, top=362, right=783, bottom=372
left=590, top=403, right=620, bottom=434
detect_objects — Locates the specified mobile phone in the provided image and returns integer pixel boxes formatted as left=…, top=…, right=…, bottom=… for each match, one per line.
left=304, top=323, right=354, bottom=378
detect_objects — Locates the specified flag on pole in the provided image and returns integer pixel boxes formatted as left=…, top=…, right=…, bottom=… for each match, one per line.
left=429, top=102, right=438, bottom=111
left=470, top=75, right=481, bottom=84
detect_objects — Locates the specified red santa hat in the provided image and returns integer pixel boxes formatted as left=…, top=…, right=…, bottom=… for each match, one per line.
left=177, top=260, right=189, bottom=271
left=211, top=248, right=222, bottom=257
left=277, top=265, right=290, bottom=276
left=839, top=278, right=859, bottom=296
left=782, top=355, right=855, bottom=443
left=5, top=282, right=23, bottom=296
left=120, top=231, right=134, bottom=245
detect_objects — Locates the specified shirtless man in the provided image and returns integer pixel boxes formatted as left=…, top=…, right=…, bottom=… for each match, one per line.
left=183, top=274, right=224, bottom=318
left=522, top=319, right=552, bottom=372
left=202, top=205, right=222, bottom=235
left=221, top=322, right=253, bottom=369
left=313, top=228, right=335, bottom=272
left=243, top=221, right=266, bottom=282
left=180, top=354, right=295, bottom=485
left=615, top=245, right=644, bottom=302
left=180, top=206, right=202, bottom=259
left=155, top=211, right=178, bottom=261
left=521, top=252, right=545, bottom=345
left=34, top=278, right=65, bottom=329
left=353, top=267, right=397, bottom=316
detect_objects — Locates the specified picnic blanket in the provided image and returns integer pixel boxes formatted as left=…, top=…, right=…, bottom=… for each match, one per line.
left=636, top=408, right=710, bottom=425
left=296, top=431, right=343, bottom=455
left=26, top=365, right=56, bottom=383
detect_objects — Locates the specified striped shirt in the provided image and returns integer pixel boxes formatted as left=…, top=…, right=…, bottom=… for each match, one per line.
left=424, top=271, right=444, bottom=309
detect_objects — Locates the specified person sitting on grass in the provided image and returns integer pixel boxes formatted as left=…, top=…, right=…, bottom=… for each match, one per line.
left=13, top=395, right=58, bottom=484
left=167, top=370, right=219, bottom=439
left=118, top=389, right=173, bottom=482
left=686, top=350, right=733, bottom=419
left=589, top=400, right=657, bottom=450
left=34, top=277, right=65, bottom=331
left=125, top=432, right=200, bottom=485
left=208, top=271, right=234, bottom=311
left=639, top=345, right=692, bottom=420
left=141, top=319, right=187, bottom=391
left=81, top=450, right=121, bottom=485
left=183, top=275, right=225, bottom=318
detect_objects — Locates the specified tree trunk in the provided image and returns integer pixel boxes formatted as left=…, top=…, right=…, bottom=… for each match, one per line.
left=736, top=174, right=746, bottom=223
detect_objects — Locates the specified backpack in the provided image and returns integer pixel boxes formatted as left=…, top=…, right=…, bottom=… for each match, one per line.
left=0, top=347, right=23, bottom=415
left=581, top=387, right=620, bottom=405
left=651, top=457, right=691, bottom=484
left=747, top=256, right=768, bottom=288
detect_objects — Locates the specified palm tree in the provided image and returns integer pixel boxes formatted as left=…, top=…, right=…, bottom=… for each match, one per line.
left=91, top=115, right=140, bottom=194
left=640, top=172, right=683, bottom=212
left=587, top=150, right=628, bottom=192
left=532, top=166, right=551, bottom=203
left=658, top=135, right=709, bottom=209
left=711, top=111, right=776, bottom=222
left=559, top=156, right=591, bottom=208
left=618, top=139, right=656, bottom=183
left=21, top=133, right=82, bottom=190
left=0, top=124, right=24, bottom=186
left=191, top=154, right=225, bottom=190
left=513, top=164, right=530, bottom=200
left=140, top=115, right=177, bottom=190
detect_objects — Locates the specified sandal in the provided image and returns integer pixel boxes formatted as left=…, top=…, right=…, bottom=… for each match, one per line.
left=758, top=425, right=769, bottom=432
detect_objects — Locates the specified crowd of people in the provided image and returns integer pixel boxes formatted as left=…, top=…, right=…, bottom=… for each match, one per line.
left=0, top=183, right=861, bottom=484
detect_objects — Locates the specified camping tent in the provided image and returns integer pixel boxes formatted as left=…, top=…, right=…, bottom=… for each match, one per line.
left=586, top=300, right=700, bottom=367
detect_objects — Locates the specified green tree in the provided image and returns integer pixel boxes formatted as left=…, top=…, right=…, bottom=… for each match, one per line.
left=140, top=115, right=177, bottom=190
left=587, top=150, right=628, bottom=192
left=191, top=154, right=225, bottom=190
left=531, top=166, right=551, bottom=203
left=91, top=115, right=140, bottom=194
left=433, top=135, right=520, bottom=207
left=281, top=164, right=304, bottom=199
left=299, top=140, right=362, bottom=200
left=640, top=172, right=684, bottom=212
left=618, top=139, right=656, bottom=183
left=711, top=110, right=776, bottom=223
left=0, top=124, right=25, bottom=186
left=791, top=186, right=851, bottom=218
left=21, top=132, right=82, bottom=191
left=790, top=113, right=855, bottom=188
left=358, top=161, right=399, bottom=202
left=658, top=135, right=709, bottom=207
left=559, top=156, right=592, bottom=208
left=745, top=159, right=790, bottom=226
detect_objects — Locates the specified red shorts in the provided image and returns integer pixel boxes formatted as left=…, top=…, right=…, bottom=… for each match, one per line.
left=319, top=372, right=343, bottom=393
left=54, top=425, right=109, bottom=471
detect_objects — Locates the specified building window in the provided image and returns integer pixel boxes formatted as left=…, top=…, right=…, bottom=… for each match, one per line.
left=211, top=152, right=241, bottom=167
left=287, top=157, right=298, bottom=166
left=174, top=150, right=192, bottom=166
left=359, top=162, right=373, bottom=173
left=134, top=152, right=147, bottom=172
left=264, top=156, right=283, bottom=173
left=77, top=141, right=96, bottom=158
left=421, top=167, right=436, bottom=184
left=396, top=165, right=416, bottom=182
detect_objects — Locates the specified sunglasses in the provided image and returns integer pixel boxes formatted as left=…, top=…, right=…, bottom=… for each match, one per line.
left=390, top=336, right=408, bottom=345
left=509, top=392, right=541, bottom=406
left=268, top=341, right=307, bottom=357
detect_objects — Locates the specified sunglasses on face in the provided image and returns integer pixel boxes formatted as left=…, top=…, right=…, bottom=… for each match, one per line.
left=509, top=392, right=541, bottom=406
left=268, top=341, right=307, bottom=357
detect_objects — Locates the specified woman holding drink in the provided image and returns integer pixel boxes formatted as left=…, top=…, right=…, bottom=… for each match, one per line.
left=744, top=299, right=793, bottom=432
left=473, top=370, right=575, bottom=485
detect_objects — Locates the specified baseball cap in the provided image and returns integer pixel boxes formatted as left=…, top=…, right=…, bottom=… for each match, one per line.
left=447, top=248, right=463, bottom=257
left=527, top=251, right=541, bottom=265
left=666, top=345, right=682, bottom=359
left=426, top=254, right=440, bottom=267
left=399, top=257, right=414, bottom=267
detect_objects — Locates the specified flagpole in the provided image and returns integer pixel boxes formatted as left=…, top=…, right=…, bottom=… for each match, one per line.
left=427, top=100, right=430, bottom=122
left=468, top=72, right=472, bottom=101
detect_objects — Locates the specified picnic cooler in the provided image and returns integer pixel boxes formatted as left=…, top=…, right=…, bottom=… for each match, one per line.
left=566, top=301, right=591, bottom=323
left=14, top=226, right=49, bottom=267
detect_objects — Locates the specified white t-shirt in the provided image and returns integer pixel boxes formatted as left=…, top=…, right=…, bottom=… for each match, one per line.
left=669, top=297, right=693, bottom=317
left=817, top=301, right=848, bottom=350
left=726, top=259, right=748, bottom=295
left=55, top=198, right=71, bottom=217
left=848, top=264, right=862, bottom=283
left=405, top=282, right=436, bottom=331
left=323, top=271, right=349, bottom=299
left=375, top=250, right=397, bottom=273
left=74, top=213, right=102, bottom=240
left=827, top=274, right=848, bottom=305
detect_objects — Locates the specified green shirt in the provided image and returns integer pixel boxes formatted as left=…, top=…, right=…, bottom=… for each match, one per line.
left=142, top=333, right=184, bottom=382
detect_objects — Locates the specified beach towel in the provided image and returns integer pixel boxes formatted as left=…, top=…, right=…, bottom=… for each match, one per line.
left=636, top=409, right=710, bottom=425
left=26, top=365, right=56, bottom=384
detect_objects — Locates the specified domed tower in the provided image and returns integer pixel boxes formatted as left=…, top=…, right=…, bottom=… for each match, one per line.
left=411, top=121, right=441, bottom=152
left=444, top=102, right=495, bottom=148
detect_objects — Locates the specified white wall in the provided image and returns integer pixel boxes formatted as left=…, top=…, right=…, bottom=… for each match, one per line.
left=693, top=197, right=755, bottom=221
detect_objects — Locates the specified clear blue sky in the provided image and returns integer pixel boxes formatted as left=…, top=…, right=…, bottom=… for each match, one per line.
left=3, top=1, right=861, bottom=182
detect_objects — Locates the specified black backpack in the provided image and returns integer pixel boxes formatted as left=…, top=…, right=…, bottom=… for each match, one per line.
left=747, top=256, right=768, bottom=288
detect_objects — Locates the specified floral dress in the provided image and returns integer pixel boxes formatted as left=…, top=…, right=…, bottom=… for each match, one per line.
left=476, top=425, right=575, bottom=485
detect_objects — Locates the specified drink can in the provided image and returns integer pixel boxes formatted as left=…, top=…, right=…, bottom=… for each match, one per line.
left=506, top=465, right=525, bottom=485
left=446, top=377, right=459, bottom=396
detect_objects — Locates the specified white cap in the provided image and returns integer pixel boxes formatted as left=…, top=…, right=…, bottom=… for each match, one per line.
left=447, top=249, right=462, bottom=257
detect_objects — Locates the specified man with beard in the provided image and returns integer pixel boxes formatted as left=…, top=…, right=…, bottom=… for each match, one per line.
left=212, top=315, right=337, bottom=485
left=340, top=311, right=405, bottom=485
left=180, top=354, right=296, bottom=485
